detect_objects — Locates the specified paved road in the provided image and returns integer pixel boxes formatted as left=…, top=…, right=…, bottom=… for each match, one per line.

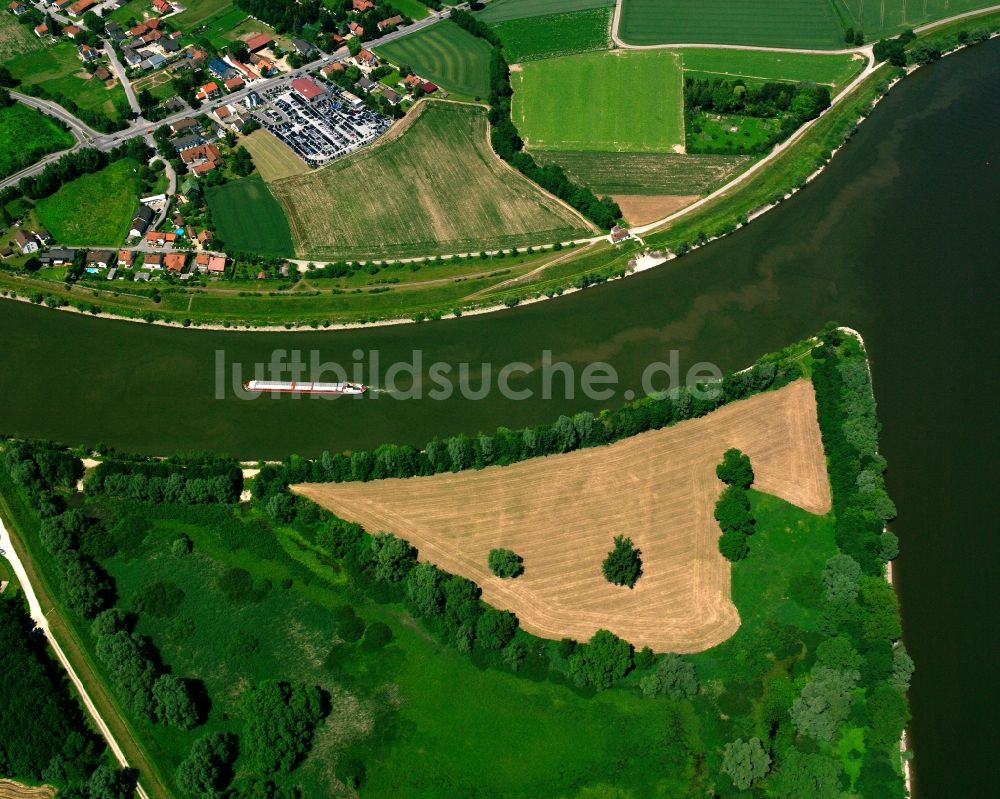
left=0, top=518, right=152, bottom=799
left=104, top=38, right=144, bottom=118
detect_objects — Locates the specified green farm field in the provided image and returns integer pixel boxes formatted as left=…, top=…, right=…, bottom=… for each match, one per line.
left=490, top=6, right=612, bottom=62
left=6, top=43, right=126, bottom=122
left=618, top=0, right=847, bottom=49
left=270, top=102, right=593, bottom=261
left=537, top=150, right=756, bottom=195
left=35, top=159, right=141, bottom=246
left=206, top=175, right=295, bottom=258
left=839, top=0, right=994, bottom=39
left=168, top=0, right=235, bottom=32
left=476, top=0, right=613, bottom=23
left=374, top=20, right=492, bottom=99
left=513, top=49, right=685, bottom=152
left=391, top=0, right=430, bottom=20
left=681, top=48, right=867, bottom=89
left=0, top=103, right=74, bottom=181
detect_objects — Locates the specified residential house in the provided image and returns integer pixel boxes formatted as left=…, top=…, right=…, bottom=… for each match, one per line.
left=382, top=87, right=401, bottom=105
left=85, top=250, right=114, bottom=269
left=186, top=47, right=207, bottom=67
left=194, top=252, right=226, bottom=274
left=67, top=0, right=95, bottom=16
left=164, top=96, right=186, bottom=112
left=224, top=75, right=244, bottom=92
left=208, top=57, right=236, bottom=80
left=129, top=206, right=154, bottom=237
left=152, top=0, right=171, bottom=13
left=33, top=228, right=52, bottom=245
left=164, top=252, right=187, bottom=273
left=348, top=21, right=364, bottom=37
left=140, top=53, right=167, bottom=70
left=170, top=117, right=198, bottom=135
left=352, top=0, right=373, bottom=10
left=378, top=15, right=403, bottom=32
left=421, top=80, right=438, bottom=94
left=290, top=38, right=314, bottom=57
left=355, top=48, right=377, bottom=68
left=78, top=43, right=100, bottom=62
left=321, top=62, right=344, bottom=78
left=215, top=105, right=233, bottom=122
left=129, top=22, right=149, bottom=37
left=104, top=20, right=123, bottom=41
left=13, top=231, right=38, bottom=254
left=122, top=48, right=142, bottom=67
left=197, top=230, right=212, bottom=246
left=331, top=33, right=347, bottom=48
left=117, top=249, right=135, bottom=267
left=9, top=3, right=27, bottom=16
left=354, top=76, right=376, bottom=93
left=39, top=249, right=75, bottom=265
left=34, top=23, right=48, bottom=38
left=94, top=66, right=111, bottom=81
left=180, top=143, right=220, bottom=173
left=144, top=230, right=176, bottom=247
left=245, top=33, right=272, bottom=53
left=185, top=225, right=197, bottom=239
left=192, top=161, right=216, bottom=175
left=63, top=25, right=82, bottom=39
left=249, top=53, right=276, bottom=77
left=401, top=73, right=421, bottom=90
left=197, top=81, right=221, bottom=100
left=160, top=37, right=180, bottom=53
left=143, top=252, right=163, bottom=269
left=141, top=30, right=162, bottom=45
left=609, top=225, right=631, bottom=244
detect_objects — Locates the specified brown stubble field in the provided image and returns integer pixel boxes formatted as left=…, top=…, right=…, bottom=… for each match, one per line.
left=295, top=380, right=831, bottom=652
left=0, top=781, right=55, bottom=799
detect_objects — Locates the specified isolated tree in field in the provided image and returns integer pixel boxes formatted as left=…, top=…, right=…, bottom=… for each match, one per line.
left=369, top=532, right=417, bottom=583
left=722, top=737, right=771, bottom=790
left=716, top=448, right=754, bottom=488
left=488, top=548, right=524, bottom=578
left=602, top=535, right=642, bottom=588
left=240, top=681, right=326, bottom=775
left=175, top=732, right=237, bottom=799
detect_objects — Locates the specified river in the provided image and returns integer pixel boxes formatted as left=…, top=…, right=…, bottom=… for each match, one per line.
left=2, top=40, right=998, bottom=796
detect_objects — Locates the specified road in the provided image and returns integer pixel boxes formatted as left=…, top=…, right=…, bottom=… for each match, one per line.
left=0, top=516, right=152, bottom=799
left=104, top=38, right=144, bottom=118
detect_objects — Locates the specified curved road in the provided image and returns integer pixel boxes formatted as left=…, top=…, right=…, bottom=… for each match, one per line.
left=0, top=517, right=152, bottom=799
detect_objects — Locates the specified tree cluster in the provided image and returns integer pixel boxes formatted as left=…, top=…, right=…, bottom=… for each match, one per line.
left=715, top=483, right=755, bottom=562
left=873, top=29, right=916, bottom=66
left=84, top=455, right=243, bottom=505
left=239, top=681, right=327, bottom=775
left=14, top=138, right=151, bottom=202
left=176, top=732, right=238, bottom=799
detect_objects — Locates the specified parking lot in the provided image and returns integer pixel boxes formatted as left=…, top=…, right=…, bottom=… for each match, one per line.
left=252, top=86, right=392, bottom=166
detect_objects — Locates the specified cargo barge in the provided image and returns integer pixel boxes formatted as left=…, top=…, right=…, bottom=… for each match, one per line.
left=243, top=380, right=367, bottom=395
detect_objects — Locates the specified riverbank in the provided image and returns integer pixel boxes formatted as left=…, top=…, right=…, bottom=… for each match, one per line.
left=2, top=17, right=997, bottom=332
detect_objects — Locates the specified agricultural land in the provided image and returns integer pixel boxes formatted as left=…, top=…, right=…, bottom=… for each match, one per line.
left=206, top=174, right=296, bottom=258
left=680, top=48, right=867, bottom=88
left=296, top=380, right=832, bottom=652
left=269, top=102, right=595, bottom=261
left=374, top=20, right=493, bottom=99
left=0, top=12, right=43, bottom=63
left=0, top=781, right=55, bottom=799
left=489, top=5, right=613, bottom=63
left=512, top=49, right=686, bottom=152
left=475, top=0, right=614, bottom=23
left=0, top=103, right=74, bottom=182
left=240, top=130, right=311, bottom=183
left=35, top=159, right=142, bottom=246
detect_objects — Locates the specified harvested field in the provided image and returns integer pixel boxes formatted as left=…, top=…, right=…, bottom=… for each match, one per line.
left=242, top=130, right=310, bottom=182
left=0, top=780, right=55, bottom=799
left=536, top=150, right=756, bottom=195
left=613, top=194, right=698, bottom=225
left=271, top=102, right=594, bottom=261
left=296, top=380, right=831, bottom=652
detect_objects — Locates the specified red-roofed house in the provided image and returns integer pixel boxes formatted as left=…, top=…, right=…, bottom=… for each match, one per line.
left=197, top=82, right=220, bottom=100
left=33, top=22, right=48, bottom=38
left=224, top=76, right=244, bottom=91
left=129, top=22, right=149, bottom=36
left=152, top=0, right=171, bottom=13
left=421, top=81, right=438, bottom=93
left=321, top=62, right=344, bottom=78
left=9, top=3, right=27, bottom=16
left=144, top=252, right=163, bottom=269
left=67, top=0, right=95, bottom=17
left=77, top=43, right=99, bottom=61
left=609, top=225, right=631, bottom=244
left=291, top=76, right=327, bottom=102
left=180, top=143, right=220, bottom=166
left=197, top=230, right=212, bottom=245
left=245, top=33, right=272, bottom=52
left=378, top=15, right=403, bottom=32
left=164, top=252, right=187, bottom=273
left=117, top=249, right=135, bottom=267
left=63, top=25, right=81, bottom=39
left=356, top=48, right=377, bottom=67
left=348, top=21, right=364, bottom=36
left=353, top=0, right=373, bottom=10
left=401, top=74, right=421, bottom=90
left=195, top=253, right=227, bottom=274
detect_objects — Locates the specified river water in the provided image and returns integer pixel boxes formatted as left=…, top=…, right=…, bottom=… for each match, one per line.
left=2, top=41, right=998, bottom=796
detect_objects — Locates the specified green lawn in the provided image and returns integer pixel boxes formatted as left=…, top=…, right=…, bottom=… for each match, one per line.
left=391, top=0, right=430, bottom=20
left=0, top=102, right=74, bottom=181
left=687, top=112, right=783, bottom=155
left=206, top=174, right=296, bottom=258
left=374, top=20, right=492, bottom=99
left=475, top=0, right=613, bottom=23
left=618, top=0, right=847, bottom=49
left=490, top=5, right=612, bottom=63
left=6, top=42, right=126, bottom=121
left=106, top=0, right=149, bottom=25
left=513, top=49, right=685, bottom=152
left=169, top=0, right=235, bottom=32
left=35, top=159, right=142, bottom=246
left=681, top=48, right=867, bottom=90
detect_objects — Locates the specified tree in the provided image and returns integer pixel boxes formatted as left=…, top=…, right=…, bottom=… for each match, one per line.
left=815, top=635, right=862, bottom=672
left=404, top=562, right=444, bottom=618
left=369, top=533, right=416, bottom=582
left=62, top=555, right=112, bottom=618
left=487, top=547, right=523, bottom=578
left=722, top=737, right=771, bottom=790
left=822, top=553, right=862, bottom=603
left=231, top=146, right=255, bottom=177
left=718, top=530, right=749, bottom=561
left=240, top=681, right=326, bottom=775
left=880, top=530, right=899, bottom=561
left=890, top=642, right=915, bottom=692
left=790, top=666, right=856, bottom=741
left=866, top=683, right=910, bottom=747
left=153, top=674, right=199, bottom=730
left=769, top=751, right=842, bottom=799
left=714, top=485, right=754, bottom=536
left=175, top=732, right=238, bottom=799
left=716, top=448, right=754, bottom=488
left=474, top=607, right=518, bottom=651
left=601, top=535, right=642, bottom=588
left=87, top=765, right=137, bottom=799
left=568, top=629, right=632, bottom=689
left=855, top=751, right=906, bottom=799
left=638, top=652, right=698, bottom=699
left=858, top=575, right=902, bottom=642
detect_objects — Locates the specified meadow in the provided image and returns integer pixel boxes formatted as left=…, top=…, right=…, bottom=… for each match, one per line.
left=537, top=150, right=756, bottom=195
left=489, top=5, right=612, bottom=63
left=374, top=20, right=492, bottom=99
left=270, top=102, right=593, bottom=261
left=512, top=50, right=685, bottom=152
left=167, top=0, right=235, bottom=32
left=475, top=0, right=613, bottom=23
left=0, top=103, right=74, bottom=181
left=618, top=0, right=847, bottom=49
left=35, top=159, right=142, bottom=246
left=206, top=174, right=296, bottom=258
left=391, top=0, right=430, bottom=20
left=240, top=130, right=310, bottom=182
left=687, top=113, right=784, bottom=155
left=0, top=12, right=44, bottom=62
left=681, top=48, right=866, bottom=89
left=6, top=43, right=126, bottom=122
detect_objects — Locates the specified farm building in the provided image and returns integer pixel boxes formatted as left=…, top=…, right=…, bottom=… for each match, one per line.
left=245, top=33, right=273, bottom=53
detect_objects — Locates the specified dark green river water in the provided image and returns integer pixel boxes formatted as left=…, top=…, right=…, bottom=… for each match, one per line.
left=2, top=41, right=998, bottom=796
